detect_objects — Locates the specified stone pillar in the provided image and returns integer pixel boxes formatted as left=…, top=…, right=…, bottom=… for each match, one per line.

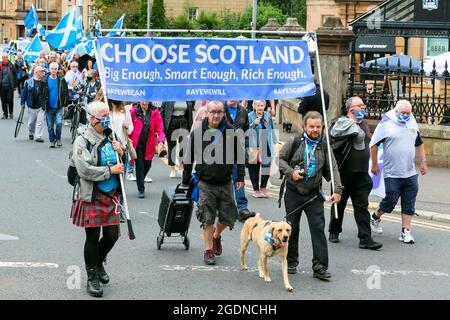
left=274, top=18, right=305, bottom=129
left=316, top=17, right=355, bottom=121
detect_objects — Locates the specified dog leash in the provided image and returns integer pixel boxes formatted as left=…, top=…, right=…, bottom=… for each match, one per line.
left=284, top=195, right=318, bottom=220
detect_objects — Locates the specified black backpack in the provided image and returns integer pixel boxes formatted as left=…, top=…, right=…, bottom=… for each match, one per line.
left=67, top=137, right=93, bottom=186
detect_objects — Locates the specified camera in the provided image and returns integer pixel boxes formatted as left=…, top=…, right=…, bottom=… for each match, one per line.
left=293, top=163, right=306, bottom=177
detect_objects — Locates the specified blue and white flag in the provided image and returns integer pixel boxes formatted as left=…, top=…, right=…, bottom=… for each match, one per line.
left=24, top=5, right=39, bottom=36
left=97, top=37, right=316, bottom=102
left=46, top=8, right=79, bottom=50
left=23, top=34, right=44, bottom=64
left=77, top=15, right=86, bottom=42
left=369, top=144, right=385, bottom=198
left=94, top=20, right=102, bottom=37
left=37, top=23, right=46, bottom=38
left=67, top=42, right=88, bottom=62
left=5, top=47, right=16, bottom=57
left=106, top=14, right=125, bottom=37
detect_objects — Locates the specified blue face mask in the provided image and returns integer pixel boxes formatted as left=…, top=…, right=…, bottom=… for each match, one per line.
left=98, top=115, right=111, bottom=129
left=353, top=111, right=366, bottom=122
left=397, top=114, right=411, bottom=124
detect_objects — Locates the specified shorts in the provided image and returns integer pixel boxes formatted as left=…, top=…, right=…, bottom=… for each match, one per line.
left=196, top=180, right=238, bottom=228
left=379, top=175, right=418, bottom=215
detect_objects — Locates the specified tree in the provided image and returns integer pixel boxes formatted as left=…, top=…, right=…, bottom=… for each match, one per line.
left=151, top=0, right=168, bottom=29
left=239, top=3, right=287, bottom=31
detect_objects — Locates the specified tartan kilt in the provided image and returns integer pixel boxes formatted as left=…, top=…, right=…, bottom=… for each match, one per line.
left=71, top=189, right=120, bottom=228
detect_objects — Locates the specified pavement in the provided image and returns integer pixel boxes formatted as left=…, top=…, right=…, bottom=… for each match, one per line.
left=273, top=123, right=450, bottom=224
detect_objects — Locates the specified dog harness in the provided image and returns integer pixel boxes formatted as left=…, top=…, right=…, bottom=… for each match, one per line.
left=251, top=220, right=282, bottom=252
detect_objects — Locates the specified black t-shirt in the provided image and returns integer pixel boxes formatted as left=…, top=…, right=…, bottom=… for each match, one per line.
left=138, top=110, right=151, bottom=151
left=341, top=121, right=371, bottom=173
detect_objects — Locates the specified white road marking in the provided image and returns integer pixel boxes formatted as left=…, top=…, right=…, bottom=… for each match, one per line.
left=0, top=233, right=19, bottom=241
left=352, top=269, right=449, bottom=277
left=159, top=264, right=311, bottom=274
left=35, top=160, right=66, bottom=179
left=0, top=262, right=59, bottom=268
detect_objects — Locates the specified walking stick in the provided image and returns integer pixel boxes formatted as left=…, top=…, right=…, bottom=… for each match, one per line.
left=93, top=39, right=136, bottom=240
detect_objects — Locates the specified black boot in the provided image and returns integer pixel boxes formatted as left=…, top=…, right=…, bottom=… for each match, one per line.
left=86, top=267, right=103, bottom=297
left=97, top=261, right=110, bottom=284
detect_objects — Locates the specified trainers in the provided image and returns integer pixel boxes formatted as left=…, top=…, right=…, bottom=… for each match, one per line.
left=56, top=140, right=62, bottom=147
left=29, top=134, right=34, bottom=140
left=238, top=209, right=256, bottom=222
left=212, top=236, right=222, bottom=256
left=359, top=238, right=383, bottom=250
left=370, top=214, right=383, bottom=234
left=35, top=138, right=44, bottom=143
left=252, top=190, right=262, bottom=198
left=288, top=265, right=297, bottom=274
left=126, top=173, right=136, bottom=181
left=144, top=176, right=153, bottom=183
left=313, top=266, right=332, bottom=280
left=169, top=170, right=177, bottom=178
left=399, top=229, right=415, bottom=244
left=329, top=232, right=340, bottom=243
left=9, top=114, right=13, bottom=119
left=138, top=191, right=145, bottom=199
left=259, top=188, right=270, bottom=198
left=49, top=141, right=56, bottom=148
left=203, top=249, right=216, bottom=265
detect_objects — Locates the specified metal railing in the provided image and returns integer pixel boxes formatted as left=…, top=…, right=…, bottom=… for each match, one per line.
left=346, top=58, right=450, bottom=125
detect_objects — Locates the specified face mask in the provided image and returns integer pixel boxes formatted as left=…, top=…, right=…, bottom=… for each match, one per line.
left=397, top=113, right=411, bottom=123
left=91, top=114, right=110, bottom=129
left=353, top=111, right=366, bottom=122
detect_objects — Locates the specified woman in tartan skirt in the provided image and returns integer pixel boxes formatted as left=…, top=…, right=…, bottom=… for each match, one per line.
left=70, top=101, right=125, bottom=297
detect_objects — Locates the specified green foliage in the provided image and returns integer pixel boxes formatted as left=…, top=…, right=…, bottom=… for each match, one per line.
left=239, top=3, right=287, bottom=30
left=196, top=11, right=222, bottom=30
left=151, top=0, right=169, bottom=29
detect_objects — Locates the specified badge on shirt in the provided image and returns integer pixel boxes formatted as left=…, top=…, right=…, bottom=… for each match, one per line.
left=77, top=149, right=83, bottom=155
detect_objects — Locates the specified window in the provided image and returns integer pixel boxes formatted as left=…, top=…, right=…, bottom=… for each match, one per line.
left=1, top=0, right=6, bottom=11
left=68, top=5, right=72, bottom=12
left=88, top=5, right=96, bottom=15
left=88, top=16, right=95, bottom=27
left=188, top=7, right=199, bottom=21
left=76, top=0, right=83, bottom=6
left=36, top=0, right=42, bottom=9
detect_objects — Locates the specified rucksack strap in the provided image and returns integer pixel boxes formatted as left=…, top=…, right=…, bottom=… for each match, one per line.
left=278, top=134, right=303, bottom=208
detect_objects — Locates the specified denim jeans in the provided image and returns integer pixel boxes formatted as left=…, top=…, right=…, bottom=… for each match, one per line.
left=45, top=108, right=63, bottom=142
left=231, top=164, right=248, bottom=211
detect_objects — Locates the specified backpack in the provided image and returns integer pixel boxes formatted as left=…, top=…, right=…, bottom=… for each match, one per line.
left=328, top=118, right=357, bottom=169
left=67, top=137, right=93, bottom=186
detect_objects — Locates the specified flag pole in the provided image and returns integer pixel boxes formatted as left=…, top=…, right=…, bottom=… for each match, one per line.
left=310, top=32, right=339, bottom=219
left=93, top=38, right=136, bottom=240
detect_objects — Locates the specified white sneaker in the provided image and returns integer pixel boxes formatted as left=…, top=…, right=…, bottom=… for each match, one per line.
left=144, top=176, right=153, bottom=183
left=169, top=170, right=176, bottom=178
left=370, top=215, right=383, bottom=234
left=399, top=229, right=415, bottom=244
left=127, top=173, right=136, bottom=181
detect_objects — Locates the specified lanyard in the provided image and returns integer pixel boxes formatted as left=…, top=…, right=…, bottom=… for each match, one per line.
left=305, top=141, right=317, bottom=168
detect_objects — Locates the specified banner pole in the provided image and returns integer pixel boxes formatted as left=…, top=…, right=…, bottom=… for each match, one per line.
left=311, top=32, right=339, bottom=219
left=93, top=39, right=136, bottom=240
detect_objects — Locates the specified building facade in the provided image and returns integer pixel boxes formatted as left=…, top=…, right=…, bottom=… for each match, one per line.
left=164, top=0, right=252, bottom=19
left=62, top=0, right=96, bottom=30
left=0, top=0, right=62, bottom=43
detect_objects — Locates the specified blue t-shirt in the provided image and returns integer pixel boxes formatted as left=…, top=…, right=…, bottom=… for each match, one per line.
left=97, top=142, right=119, bottom=193
left=227, top=106, right=238, bottom=121
left=47, top=77, right=59, bottom=109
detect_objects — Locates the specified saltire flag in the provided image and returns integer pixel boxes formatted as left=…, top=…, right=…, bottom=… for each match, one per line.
left=106, top=14, right=125, bottom=37
left=94, top=20, right=102, bottom=37
left=37, top=23, right=46, bottom=38
left=23, top=34, right=44, bottom=64
left=369, top=144, right=385, bottom=198
left=67, top=42, right=88, bottom=62
left=24, top=4, right=39, bottom=36
left=46, top=8, right=79, bottom=50
left=77, top=15, right=87, bottom=42
left=5, top=47, right=16, bottom=57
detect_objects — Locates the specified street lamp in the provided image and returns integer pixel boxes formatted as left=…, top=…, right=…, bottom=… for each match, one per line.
left=147, top=0, right=151, bottom=34
left=251, top=0, right=257, bottom=39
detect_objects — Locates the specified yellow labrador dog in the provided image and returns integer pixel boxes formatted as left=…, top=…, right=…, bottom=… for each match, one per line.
left=240, top=214, right=293, bottom=291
